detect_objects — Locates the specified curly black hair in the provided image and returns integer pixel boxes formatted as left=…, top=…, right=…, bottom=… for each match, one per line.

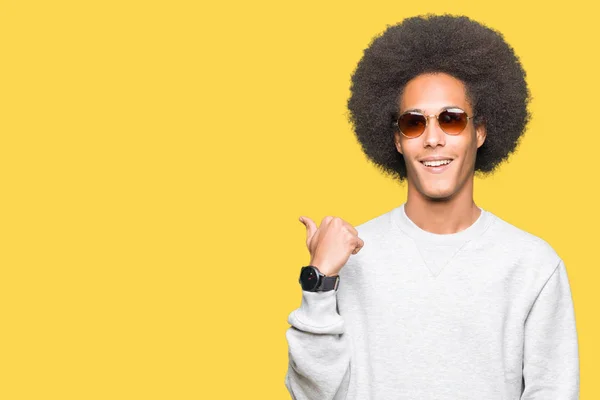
left=346, top=13, right=531, bottom=183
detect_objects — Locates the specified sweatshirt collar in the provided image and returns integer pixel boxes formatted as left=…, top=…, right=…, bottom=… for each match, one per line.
left=392, top=202, right=495, bottom=245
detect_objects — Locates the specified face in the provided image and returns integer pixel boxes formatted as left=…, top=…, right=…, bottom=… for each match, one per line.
left=394, top=72, right=486, bottom=201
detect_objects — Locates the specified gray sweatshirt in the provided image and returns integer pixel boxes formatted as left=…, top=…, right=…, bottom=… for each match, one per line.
left=284, top=203, right=580, bottom=399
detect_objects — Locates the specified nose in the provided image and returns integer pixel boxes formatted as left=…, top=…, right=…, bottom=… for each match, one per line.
left=422, top=114, right=446, bottom=148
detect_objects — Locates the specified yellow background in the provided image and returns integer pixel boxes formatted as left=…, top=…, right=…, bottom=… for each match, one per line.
left=1, top=0, right=597, bottom=398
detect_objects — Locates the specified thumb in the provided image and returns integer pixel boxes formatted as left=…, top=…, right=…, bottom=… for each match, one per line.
left=299, top=216, right=317, bottom=243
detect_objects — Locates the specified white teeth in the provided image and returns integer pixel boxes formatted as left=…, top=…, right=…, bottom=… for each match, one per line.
left=422, top=159, right=452, bottom=167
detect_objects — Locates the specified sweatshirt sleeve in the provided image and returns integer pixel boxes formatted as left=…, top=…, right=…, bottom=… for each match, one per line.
left=521, top=259, right=580, bottom=399
left=284, top=289, right=351, bottom=400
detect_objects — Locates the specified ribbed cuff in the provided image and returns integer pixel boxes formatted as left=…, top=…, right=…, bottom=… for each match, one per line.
left=287, top=290, right=345, bottom=334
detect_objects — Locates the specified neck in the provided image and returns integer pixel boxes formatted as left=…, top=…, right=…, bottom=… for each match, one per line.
left=404, top=176, right=480, bottom=235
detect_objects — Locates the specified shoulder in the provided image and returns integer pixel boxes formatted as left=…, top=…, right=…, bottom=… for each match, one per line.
left=486, top=211, right=562, bottom=278
left=353, top=205, right=398, bottom=238
left=350, top=205, right=401, bottom=260
left=338, top=205, right=399, bottom=278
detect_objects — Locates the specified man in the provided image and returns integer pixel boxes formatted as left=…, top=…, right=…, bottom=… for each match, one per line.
left=284, top=14, right=580, bottom=400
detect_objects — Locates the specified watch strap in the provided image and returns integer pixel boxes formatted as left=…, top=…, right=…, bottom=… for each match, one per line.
left=318, top=275, right=340, bottom=291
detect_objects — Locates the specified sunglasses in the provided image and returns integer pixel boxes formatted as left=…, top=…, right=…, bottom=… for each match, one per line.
left=395, top=107, right=475, bottom=139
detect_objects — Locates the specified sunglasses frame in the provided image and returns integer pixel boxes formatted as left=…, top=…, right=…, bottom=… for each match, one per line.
left=394, top=107, right=475, bottom=139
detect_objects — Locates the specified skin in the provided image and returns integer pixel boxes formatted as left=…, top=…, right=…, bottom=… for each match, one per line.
left=393, top=72, right=487, bottom=234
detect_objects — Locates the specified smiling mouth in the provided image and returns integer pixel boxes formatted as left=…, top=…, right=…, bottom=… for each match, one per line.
left=419, top=159, right=453, bottom=172
left=420, top=159, right=453, bottom=167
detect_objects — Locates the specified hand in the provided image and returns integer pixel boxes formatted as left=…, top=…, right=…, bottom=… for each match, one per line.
left=299, top=215, right=364, bottom=276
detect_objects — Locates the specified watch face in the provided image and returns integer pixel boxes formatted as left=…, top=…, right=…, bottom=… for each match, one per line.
left=300, top=266, right=320, bottom=291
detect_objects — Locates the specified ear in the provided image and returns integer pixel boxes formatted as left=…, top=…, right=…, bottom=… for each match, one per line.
left=475, top=123, right=487, bottom=149
left=394, top=131, right=403, bottom=155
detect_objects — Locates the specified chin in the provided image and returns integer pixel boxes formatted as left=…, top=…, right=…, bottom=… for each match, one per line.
left=424, top=192, right=454, bottom=201
left=421, top=185, right=456, bottom=201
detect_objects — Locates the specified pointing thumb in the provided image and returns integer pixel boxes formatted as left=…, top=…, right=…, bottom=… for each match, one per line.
left=299, top=216, right=317, bottom=243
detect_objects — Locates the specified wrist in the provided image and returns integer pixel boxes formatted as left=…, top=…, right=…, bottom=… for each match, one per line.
left=310, top=261, right=337, bottom=277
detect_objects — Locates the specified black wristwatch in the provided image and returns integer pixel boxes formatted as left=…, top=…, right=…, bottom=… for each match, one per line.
left=299, top=265, right=340, bottom=292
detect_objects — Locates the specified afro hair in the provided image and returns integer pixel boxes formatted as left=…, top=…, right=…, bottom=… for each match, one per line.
left=346, top=13, right=532, bottom=183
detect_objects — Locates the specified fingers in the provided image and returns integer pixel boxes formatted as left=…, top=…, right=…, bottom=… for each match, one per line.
left=346, top=224, right=358, bottom=236
left=333, top=217, right=357, bottom=236
left=351, top=237, right=364, bottom=254
left=321, top=216, right=334, bottom=225
left=356, top=237, right=364, bottom=252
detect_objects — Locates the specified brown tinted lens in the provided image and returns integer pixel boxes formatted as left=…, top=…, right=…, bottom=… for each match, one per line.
left=438, top=110, right=468, bottom=134
left=398, top=112, right=426, bottom=138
